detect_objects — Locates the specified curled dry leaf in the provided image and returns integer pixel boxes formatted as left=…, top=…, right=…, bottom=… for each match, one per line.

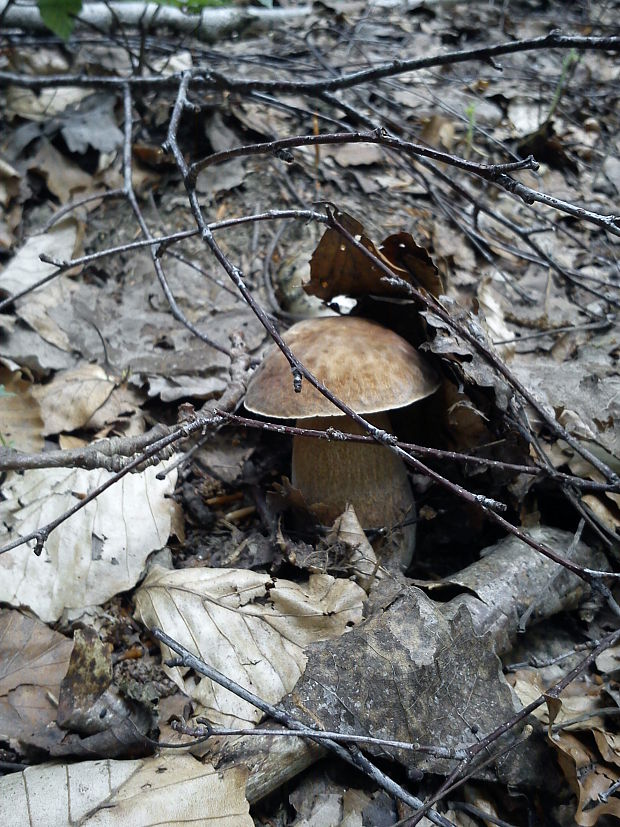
left=550, top=731, right=620, bottom=826
left=306, top=209, right=441, bottom=301
left=134, top=566, right=365, bottom=727
left=422, top=295, right=514, bottom=412
left=0, top=464, right=177, bottom=622
left=327, top=505, right=379, bottom=589
left=512, top=669, right=620, bottom=825
left=0, top=754, right=251, bottom=827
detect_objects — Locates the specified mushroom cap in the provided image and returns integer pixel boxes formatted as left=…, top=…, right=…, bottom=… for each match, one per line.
left=245, top=316, right=439, bottom=419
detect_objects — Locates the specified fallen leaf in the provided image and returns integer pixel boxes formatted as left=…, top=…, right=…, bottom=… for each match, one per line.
left=283, top=582, right=542, bottom=784
left=5, top=85, right=90, bottom=122
left=551, top=731, right=620, bottom=826
left=0, top=754, right=251, bottom=826
left=32, top=364, right=116, bottom=435
left=0, top=464, right=177, bottom=622
left=29, top=139, right=94, bottom=203
left=0, top=610, right=73, bottom=749
left=306, top=210, right=440, bottom=300
left=135, top=566, right=365, bottom=727
left=0, top=368, right=44, bottom=451
left=0, top=217, right=81, bottom=298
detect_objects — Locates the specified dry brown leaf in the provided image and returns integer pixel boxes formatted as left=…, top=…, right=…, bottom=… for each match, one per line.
left=0, top=368, right=44, bottom=452
left=593, top=730, right=620, bottom=768
left=306, top=210, right=440, bottom=301
left=0, top=610, right=73, bottom=749
left=551, top=731, right=620, bottom=826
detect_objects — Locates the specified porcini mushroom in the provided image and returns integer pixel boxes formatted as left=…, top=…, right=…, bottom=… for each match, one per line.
left=245, top=316, right=439, bottom=566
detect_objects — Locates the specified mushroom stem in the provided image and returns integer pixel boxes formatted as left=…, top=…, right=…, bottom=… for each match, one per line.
left=292, top=413, right=416, bottom=567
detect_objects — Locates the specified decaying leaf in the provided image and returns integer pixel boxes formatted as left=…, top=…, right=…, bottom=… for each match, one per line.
left=0, top=464, right=178, bottom=622
left=135, top=565, right=365, bottom=727
left=57, top=93, right=124, bottom=155
left=422, top=294, right=515, bottom=413
left=282, top=580, right=543, bottom=785
left=0, top=754, right=251, bottom=826
left=51, top=625, right=152, bottom=759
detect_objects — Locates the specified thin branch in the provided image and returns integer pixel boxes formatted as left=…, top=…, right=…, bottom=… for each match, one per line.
left=216, top=411, right=620, bottom=495
left=0, top=335, right=250, bottom=557
left=0, top=210, right=327, bottom=314
left=189, top=128, right=539, bottom=187
left=1, top=33, right=617, bottom=94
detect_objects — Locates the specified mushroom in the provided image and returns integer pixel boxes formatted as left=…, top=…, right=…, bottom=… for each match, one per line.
left=245, top=316, right=439, bottom=566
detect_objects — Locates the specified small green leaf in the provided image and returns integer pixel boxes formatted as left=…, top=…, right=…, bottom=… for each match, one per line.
left=38, top=0, right=83, bottom=41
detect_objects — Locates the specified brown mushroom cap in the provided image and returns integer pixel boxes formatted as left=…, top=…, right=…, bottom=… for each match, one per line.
left=245, top=316, right=439, bottom=419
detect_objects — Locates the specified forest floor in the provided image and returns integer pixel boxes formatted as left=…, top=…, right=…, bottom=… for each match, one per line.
left=0, top=1, right=619, bottom=825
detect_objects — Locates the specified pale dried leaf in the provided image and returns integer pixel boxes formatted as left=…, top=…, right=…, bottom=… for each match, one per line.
left=512, top=671, right=605, bottom=731
left=5, top=85, right=89, bottom=121
left=0, top=218, right=81, bottom=298
left=328, top=505, right=379, bottom=588
left=0, top=754, right=251, bottom=827
left=0, top=464, right=177, bottom=622
left=477, top=279, right=515, bottom=358
left=135, top=566, right=365, bottom=727
left=32, top=364, right=116, bottom=435
left=319, top=143, right=384, bottom=167
left=0, top=158, right=21, bottom=207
